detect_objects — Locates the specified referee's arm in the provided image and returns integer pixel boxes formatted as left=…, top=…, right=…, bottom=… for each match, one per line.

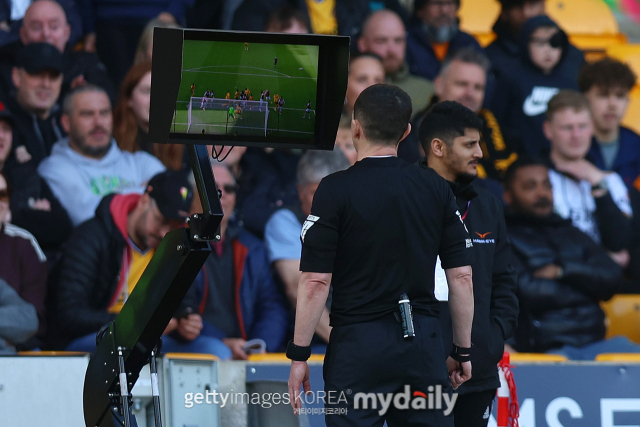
left=445, top=265, right=474, bottom=348
left=293, top=272, right=332, bottom=347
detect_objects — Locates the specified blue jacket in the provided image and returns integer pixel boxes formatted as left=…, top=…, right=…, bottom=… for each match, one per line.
left=588, top=127, right=640, bottom=190
left=193, top=225, right=289, bottom=352
left=76, top=0, right=195, bottom=33
left=405, top=18, right=482, bottom=81
left=490, top=15, right=583, bottom=158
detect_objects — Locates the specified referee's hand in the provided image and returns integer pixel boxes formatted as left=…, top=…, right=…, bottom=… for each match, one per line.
left=446, top=357, right=472, bottom=390
left=288, top=361, right=311, bottom=415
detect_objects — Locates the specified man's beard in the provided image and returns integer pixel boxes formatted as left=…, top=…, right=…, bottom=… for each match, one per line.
left=72, top=129, right=112, bottom=158
left=422, top=21, right=458, bottom=43
left=456, top=171, right=476, bottom=185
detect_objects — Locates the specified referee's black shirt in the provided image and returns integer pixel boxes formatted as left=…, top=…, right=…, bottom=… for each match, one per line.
left=300, top=156, right=473, bottom=327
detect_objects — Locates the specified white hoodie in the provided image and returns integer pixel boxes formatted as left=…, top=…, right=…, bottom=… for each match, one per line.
left=38, top=138, right=166, bottom=226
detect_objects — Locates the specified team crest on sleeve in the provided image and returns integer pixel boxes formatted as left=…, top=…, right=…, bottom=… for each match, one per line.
left=301, top=215, right=319, bottom=242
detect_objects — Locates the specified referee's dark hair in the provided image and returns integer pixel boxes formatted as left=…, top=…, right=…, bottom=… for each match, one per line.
left=353, top=84, right=412, bottom=146
left=419, top=101, right=483, bottom=156
left=503, top=157, right=549, bottom=190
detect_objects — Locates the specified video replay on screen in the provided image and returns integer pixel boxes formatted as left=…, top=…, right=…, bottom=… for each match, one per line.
left=149, top=29, right=349, bottom=150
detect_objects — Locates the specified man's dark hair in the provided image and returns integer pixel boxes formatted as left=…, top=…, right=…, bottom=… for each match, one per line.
left=350, top=51, right=384, bottom=67
left=418, top=101, right=483, bottom=155
left=353, top=84, right=411, bottom=146
left=499, top=0, right=544, bottom=11
left=503, top=157, right=548, bottom=190
left=578, top=57, right=637, bottom=93
left=414, top=0, right=460, bottom=14
left=264, top=6, right=309, bottom=32
left=439, top=47, right=491, bottom=77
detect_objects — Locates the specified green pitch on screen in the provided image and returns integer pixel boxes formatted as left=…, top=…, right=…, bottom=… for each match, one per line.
left=174, top=40, right=319, bottom=138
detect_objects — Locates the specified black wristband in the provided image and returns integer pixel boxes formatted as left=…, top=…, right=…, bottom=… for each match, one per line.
left=450, top=344, right=472, bottom=363
left=286, top=340, right=311, bottom=361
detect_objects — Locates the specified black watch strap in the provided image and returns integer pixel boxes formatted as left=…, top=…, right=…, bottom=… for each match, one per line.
left=450, top=344, right=472, bottom=363
left=286, top=340, right=311, bottom=361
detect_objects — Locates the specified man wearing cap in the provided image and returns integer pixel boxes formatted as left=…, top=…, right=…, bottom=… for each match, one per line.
left=38, top=84, right=165, bottom=226
left=47, top=169, right=232, bottom=359
left=3, top=42, right=65, bottom=175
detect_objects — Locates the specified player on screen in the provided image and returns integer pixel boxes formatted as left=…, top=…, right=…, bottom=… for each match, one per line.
left=191, top=83, right=195, bottom=96
left=277, top=97, right=285, bottom=114
left=235, top=103, right=243, bottom=119
left=303, top=100, right=312, bottom=118
left=249, top=94, right=254, bottom=101
left=260, top=91, right=265, bottom=102
left=265, top=89, right=271, bottom=101
left=234, top=89, right=239, bottom=100
left=245, top=87, right=250, bottom=97
left=228, top=105, right=235, bottom=120
left=274, top=56, right=278, bottom=69
left=245, top=42, right=249, bottom=51
left=274, top=93, right=279, bottom=104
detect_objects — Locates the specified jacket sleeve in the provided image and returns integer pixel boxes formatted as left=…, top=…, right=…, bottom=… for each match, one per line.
left=559, top=228, right=623, bottom=300
left=53, top=223, right=117, bottom=339
left=247, top=243, right=289, bottom=352
left=594, top=191, right=631, bottom=252
left=0, top=279, right=38, bottom=345
left=16, top=236, right=48, bottom=336
left=510, top=249, right=595, bottom=312
left=489, top=202, right=519, bottom=340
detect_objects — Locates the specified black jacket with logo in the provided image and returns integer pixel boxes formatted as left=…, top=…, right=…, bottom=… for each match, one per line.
left=505, top=212, right=622, bottom=352
left=426, top=171, right=519, bottom=395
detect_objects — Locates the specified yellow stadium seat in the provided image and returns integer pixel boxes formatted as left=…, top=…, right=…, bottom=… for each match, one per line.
left=508, top=353, right=568, bottom=362
left=247, top=353, right=325, bottom=362
left=601, top=295, right=640, bottom=344
left=546, top=0, right=618, bottom=35
left=606, top=44, right=640, bottom=77
left=595, top=353, right=640, bottom=362
left=163, top=352, right=220, bottom=361
left=17, top=351, right=89, bottom=356
left=458, top=0, right=500, bottom=47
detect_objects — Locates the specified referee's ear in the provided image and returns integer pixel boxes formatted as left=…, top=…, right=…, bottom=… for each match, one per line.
left=398, top=123, right=411, bottom=144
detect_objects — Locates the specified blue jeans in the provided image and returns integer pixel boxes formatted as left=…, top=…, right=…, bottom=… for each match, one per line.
left=547, top=336, right=640, bottom=360
left=66, top=333, right=232, bottom=360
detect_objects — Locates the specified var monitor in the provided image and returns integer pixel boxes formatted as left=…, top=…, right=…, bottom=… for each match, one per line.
left=149, top=28, right=350, bottom=150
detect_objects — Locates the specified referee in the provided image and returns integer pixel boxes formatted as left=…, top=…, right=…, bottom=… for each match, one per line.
left=287, top=84, right=475, bottom=426
left=420, top=101, right=519, bottom=427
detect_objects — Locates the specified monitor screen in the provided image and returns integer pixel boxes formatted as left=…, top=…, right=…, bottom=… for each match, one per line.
left=149, top=28, right=349, bottom=150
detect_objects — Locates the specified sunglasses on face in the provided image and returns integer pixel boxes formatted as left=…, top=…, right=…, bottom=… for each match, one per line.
left=0, top=189, right=9, bottom=203
left=220, top=184, right=239, bottom=194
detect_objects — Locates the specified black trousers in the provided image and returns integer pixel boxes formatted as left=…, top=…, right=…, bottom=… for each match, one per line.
left=323, top=314, right=455, bottom=427
left=453, top=389, right=496, bottom=427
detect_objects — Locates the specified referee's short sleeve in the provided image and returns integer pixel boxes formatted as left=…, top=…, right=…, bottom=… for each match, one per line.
left=439, top=185, right=474, bottom=269
left=300, top=178, right=341, bottom=273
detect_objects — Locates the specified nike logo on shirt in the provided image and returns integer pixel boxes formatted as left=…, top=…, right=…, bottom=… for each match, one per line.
left=522, top=86, right=560, bottom=116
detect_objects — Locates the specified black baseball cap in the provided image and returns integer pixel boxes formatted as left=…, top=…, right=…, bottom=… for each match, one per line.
left=0, top=100, right=13, bottom=127
left=16, top=42, right=63, bottom=75
left=146, top=170, right=194, bottom=221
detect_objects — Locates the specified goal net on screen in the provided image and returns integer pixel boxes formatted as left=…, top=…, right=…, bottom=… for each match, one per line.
left=187, top=97, right=269, bottom=136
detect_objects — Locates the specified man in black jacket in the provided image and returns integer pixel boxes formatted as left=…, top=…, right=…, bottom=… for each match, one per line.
left=48, top=170, right=232, bottom=359
left=503, top=158, right=640, bottom=359
left=421, top=101, right=519, bottom=427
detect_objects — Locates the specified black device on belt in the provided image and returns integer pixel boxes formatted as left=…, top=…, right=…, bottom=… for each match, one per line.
left=398, top=293, right=415, bottom=339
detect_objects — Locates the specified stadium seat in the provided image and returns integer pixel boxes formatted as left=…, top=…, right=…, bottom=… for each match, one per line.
left=595, top=353, right=640, bottom=362
left=600, top=295, right=640, bottom=344
left=247, top=353, right=325, bottom=362
left=508, top=353, right=568, bottom=362
left=17, top=351, right=89, bottom=356
left=163, top=352, right=220, bottom=361
left=458, top=0, right=626, bottom=53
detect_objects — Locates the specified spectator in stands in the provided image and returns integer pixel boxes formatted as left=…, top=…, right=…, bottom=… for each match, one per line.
left=0, top=278, right=38, bottom=355
left=490, top=15, right=581, bottom=158
left=230, top=0, right=409, bottom=39
left=193, top=162, right=289, bottom=359
left=0, top=101, right=71, bottom=258
left=263, top=6, right=309, bottom=33
left=405, top=0, right=482, bottom=80
left=133, top=18, right=180, bottom=65
left=579, top=58, right=640, bottom=190
left=357, top=9, right=434, bottom=118
left=484, top=0, right=545, bottom=80
left=400, top=48, right=519, bottom=183
left=264, top=150, right=350, bottom=353
left=113, top=62, right=184, bottom=171
left=0, top=170, right=48, bottom=349
left=0, top=0, right=84, bottom=53
left=38, top=84, right=165, bottom=226
left=3, top=42, right=64, bottom=175
left=77, top=0, right=194, bottom=88
left=545, top=90, right=632, bottom=262
left=48, top=170, right=231, bottom=358
left=503, top=158, right=640, bottom=359
left=334, top=115, right=357, bottom=165
left=344, top=53, right=386, bottom=117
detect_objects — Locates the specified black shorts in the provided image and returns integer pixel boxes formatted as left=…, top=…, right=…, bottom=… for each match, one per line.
left=323, top=314, right=454, bottom=427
